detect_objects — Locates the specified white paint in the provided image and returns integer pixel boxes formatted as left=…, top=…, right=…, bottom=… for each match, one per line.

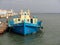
left=0, top=11, right=7, bottom=15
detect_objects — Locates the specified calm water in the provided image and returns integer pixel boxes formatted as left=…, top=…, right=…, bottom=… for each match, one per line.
left=0, top=13, right=60, bottom=45
left=0, top=0, right=60, bottom=45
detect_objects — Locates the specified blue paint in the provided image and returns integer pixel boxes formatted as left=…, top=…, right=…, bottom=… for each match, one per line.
left=8, top=11, right=43, bottom=35
left=8, top=19, right=42, bottom=35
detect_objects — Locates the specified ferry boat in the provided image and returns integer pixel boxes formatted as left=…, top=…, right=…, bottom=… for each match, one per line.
left=0, top=9, right=17, bottom=18
left=8, top=10, right=43, bottom=35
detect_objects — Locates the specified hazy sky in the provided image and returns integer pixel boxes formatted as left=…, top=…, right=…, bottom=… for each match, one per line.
left=0, top=0, right=60, bottom=13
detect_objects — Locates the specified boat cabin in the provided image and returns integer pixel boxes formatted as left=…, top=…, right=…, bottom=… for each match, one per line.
left=13, top=10, right=38, bottom=24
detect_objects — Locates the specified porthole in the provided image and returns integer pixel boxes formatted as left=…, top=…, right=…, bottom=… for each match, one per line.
left=18, top=19, right=20, bottom=21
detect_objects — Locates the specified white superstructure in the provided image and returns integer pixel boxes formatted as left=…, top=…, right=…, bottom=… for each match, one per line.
left=0, top=9, right=17, bottom=18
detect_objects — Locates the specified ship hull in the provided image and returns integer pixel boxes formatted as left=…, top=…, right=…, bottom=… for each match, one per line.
left=0, top=22, right=7, bottom=34
left=11, top=23, right=42, bottom=35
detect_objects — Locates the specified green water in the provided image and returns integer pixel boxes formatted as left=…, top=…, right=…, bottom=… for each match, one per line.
left=0, top=13, right=60, bottom=45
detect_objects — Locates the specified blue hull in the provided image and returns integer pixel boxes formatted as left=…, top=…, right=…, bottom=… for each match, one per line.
left=11, top=22, right=42, bottom=35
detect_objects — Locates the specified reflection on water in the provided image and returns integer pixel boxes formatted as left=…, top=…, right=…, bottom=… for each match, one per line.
left=0, top=13, right=60, bottom=45
left=0, top=30, right=44, bottom=45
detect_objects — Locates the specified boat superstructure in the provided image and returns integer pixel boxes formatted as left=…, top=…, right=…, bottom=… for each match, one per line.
left=8, top=10, right=42, bottom=35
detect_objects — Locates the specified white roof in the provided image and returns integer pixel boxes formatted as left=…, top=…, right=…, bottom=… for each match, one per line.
left=0, top=10, right=7, bottom=15
left=0, top=12, right=7, bottom=15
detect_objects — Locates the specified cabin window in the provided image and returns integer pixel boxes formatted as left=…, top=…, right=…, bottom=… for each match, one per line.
left=18, top=19, right=20, bottom=21
left=25, top=13, right=26, bottom=15
left=27, top=19, right=29, bottom=22
left=31, top=19, right=33, bottom=23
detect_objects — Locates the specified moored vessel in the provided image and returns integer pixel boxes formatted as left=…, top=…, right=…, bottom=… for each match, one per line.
left=0, top=9, right=17, bottom=18
left=0, top=21, right=8, bottom=34
left=8, top=10, right=43, bottom=35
